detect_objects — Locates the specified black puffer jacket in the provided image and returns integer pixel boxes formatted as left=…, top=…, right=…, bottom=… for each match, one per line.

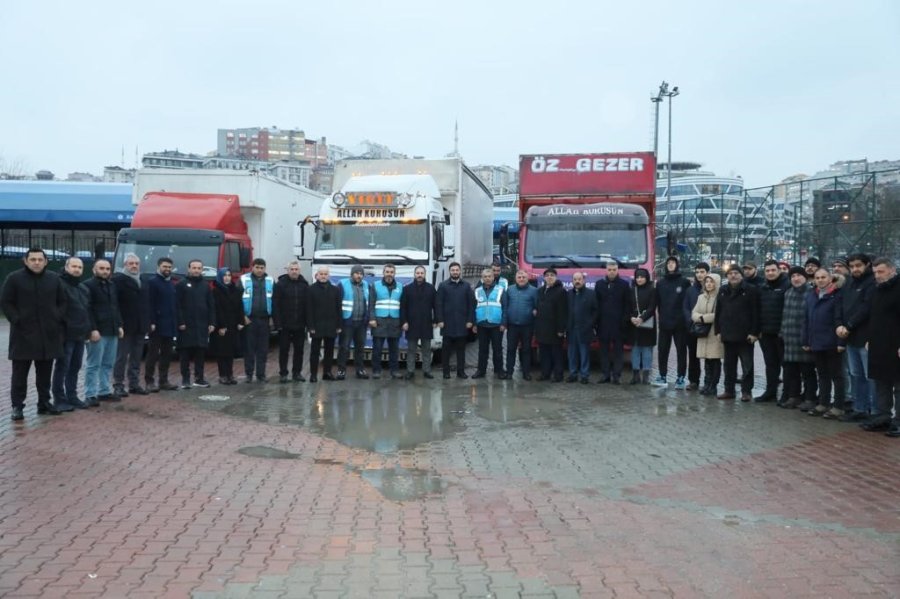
left=60, top=271, right=91, bottom=341
left=82, top=276, right=122, bottom=336
left=273, top=273, right=309, bottom=331
left=758, top=274, right=790, bottom=334
left=655, top=267, right=691, bottom=330
left=836, top=270, right=875, bottom=347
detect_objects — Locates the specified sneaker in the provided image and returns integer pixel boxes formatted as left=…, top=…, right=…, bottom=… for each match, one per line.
left=808, top=405, right=829, bottom=416
left=651, top=376, right=668, bottom=387
left=193, top=380, right=211, bottom=388
left=822, top=407, right=844, bottom=420
left=292, top=374, right=306, bottom=382
left=279, top=375, right=290, bottom=384
left=336, top=369, right=346, bottom=381
left=886, top=423, right=900, bottom=438
left=796, top=400, right=817, bottom=412
left=372, top=371, right=382, bottom=380
left=838, top=411, right=868, bottom=422
left=674, top=377, right=687, bottom=390
left=180, top=382, right=192, bottom=390
left=128, top=387, right=149, bottom=395
left=54, top=401, right=75, bottom=413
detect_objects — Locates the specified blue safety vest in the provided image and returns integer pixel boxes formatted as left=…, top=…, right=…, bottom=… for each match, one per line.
left=340, top=278, right=370, bottom=320
left=373, top=280, right=402, bottom=318
left=475, top=285, right=504, bottom=325
left=240, top=273, right=274, bottom=316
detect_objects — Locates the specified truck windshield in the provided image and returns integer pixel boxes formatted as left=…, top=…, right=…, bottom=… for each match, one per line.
left=114, top=241, right=220, bottom=278
left=524, top=223, right=647, bottom=267
left=316, top=222, right=427, bottom=253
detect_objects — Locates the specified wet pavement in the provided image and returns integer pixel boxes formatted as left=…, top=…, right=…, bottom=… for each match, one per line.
left=0, top=323, right=898, bottom=598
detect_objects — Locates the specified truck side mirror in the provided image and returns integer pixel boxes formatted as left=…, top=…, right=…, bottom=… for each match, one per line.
left=293, top=220, right=305, bottom=258
left=239, top=247, right=252, bottom=269
left=442, top=224, right=456, bottom=259
left=498, top=224, right=509, bottom=264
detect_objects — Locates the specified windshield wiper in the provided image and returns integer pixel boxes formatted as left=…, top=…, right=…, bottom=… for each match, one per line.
left=577, top=254, right=630, bottom=265
left=316, top=253, right=365, bottom=262
left=531, top=255, right=582, bottom=267
left=370, top=253, right=421, bottom=264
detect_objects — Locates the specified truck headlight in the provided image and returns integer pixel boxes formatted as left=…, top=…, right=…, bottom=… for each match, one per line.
left=332, top=192, right=346, bottom=207
left=398, top=193, right=414, bottom=208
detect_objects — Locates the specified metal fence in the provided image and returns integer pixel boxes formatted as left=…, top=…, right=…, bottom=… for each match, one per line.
left=655, top=168, right=900, bottom=268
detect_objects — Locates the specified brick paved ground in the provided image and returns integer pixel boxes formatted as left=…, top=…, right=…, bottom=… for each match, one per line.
left=0, top=323, right=897, bottom=598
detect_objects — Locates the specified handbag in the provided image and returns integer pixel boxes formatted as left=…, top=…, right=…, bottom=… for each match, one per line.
left=690, top=321, right=712, bottom=338
left=634, top=286, right=654, bottom=329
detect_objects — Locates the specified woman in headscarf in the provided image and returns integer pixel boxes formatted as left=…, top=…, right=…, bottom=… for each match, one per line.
left=208, top=268, right=245, bottom=384
left=692, top=273, right=723, bottom=395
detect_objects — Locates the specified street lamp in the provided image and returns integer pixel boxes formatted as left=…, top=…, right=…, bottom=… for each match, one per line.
left=651, top=81, right=668, bottom=159
left=662, top=85, right=679, bottom=237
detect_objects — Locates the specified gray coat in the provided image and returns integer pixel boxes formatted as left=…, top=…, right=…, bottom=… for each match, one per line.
left=780, top=284, right=814, bottom=364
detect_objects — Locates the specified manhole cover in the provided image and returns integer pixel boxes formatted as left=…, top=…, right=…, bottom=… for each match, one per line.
left=199, top=394, right=230, bottom=402
left=237, top=446, right=300, bottom=459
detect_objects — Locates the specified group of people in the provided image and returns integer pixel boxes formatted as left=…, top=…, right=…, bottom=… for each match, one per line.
left=3, top=248, right=899, bottom=438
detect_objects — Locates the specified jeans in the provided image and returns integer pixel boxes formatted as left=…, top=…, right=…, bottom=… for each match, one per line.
left=567, top=331, right=591, bottom=379
left=599, top=337, right=624, bottom=379
left=84, top=336, right=118, bottom=398
left=442, top=336, right=468, bottom=375
left=759, top=333, right=784, bottom=395
left=505, top=324, right=533, bottom=376
left=11, top=359, right=53, bottom=409
left=52, top=340, right=85, bottom=402
left=145, top=334, right=173, bottom=385
left=813, top=349, right=846, bottom=409
left=722, top=340, right=754, bottom=394
left=244, top=317, right=271, bottom=379
left=338, top=320, right=367, bottom=372
left=372, top=336, right=400, bottom=374
left=114, top=332, right=145, bottom=389
left=846, top=345, right=874, bottom=414
left=310, top=337, right=336, bottom=377
left=657, top=327, right=687, bottom=378
left=406, top=337, right=432, bottom=374
left=278, top=328, right=306, bottom=377
left=539, top=343, right=564, bottom=380
left=476, top=326, right=504, bottom=374
left=631, top=346, right=653, bottom=371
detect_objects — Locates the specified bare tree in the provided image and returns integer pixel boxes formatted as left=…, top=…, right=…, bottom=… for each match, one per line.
left=0, top=153, right=29, bottom=179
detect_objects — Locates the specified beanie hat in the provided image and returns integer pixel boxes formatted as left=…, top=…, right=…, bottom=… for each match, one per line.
left=832, top=257, right=849, bottom=269
left=725, top=264, right=742, bottom=275
left=788, top=266, right=806, bottom=278
left=804, top=257, right=821, bottom=268
left=634, top=268, right=651, bottom=280
left=350, top=264, right=365, bottom=276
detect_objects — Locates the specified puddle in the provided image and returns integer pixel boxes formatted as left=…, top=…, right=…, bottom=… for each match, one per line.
left=237, top=445, right=301, bottom=459
left=360, top=467, right=447, bottom=501
left=198, top=394, right=230, bottom=402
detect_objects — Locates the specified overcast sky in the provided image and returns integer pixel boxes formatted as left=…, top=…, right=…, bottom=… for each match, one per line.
left=1, top=0, right=898, bottom=188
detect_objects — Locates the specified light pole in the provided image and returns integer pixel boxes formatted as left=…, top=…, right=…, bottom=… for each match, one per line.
left=651, top=81, right=668, bottom=160
left=662, top=85, right=679, bottom=237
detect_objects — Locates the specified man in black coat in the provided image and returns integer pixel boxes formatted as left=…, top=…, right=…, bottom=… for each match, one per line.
left=145, top=257, right=178, bottom=392
left=52, top=257, right=91, bottom=410
left=595, top=261, right=632, bottom=384
left=714, top=264, right=761, bottom=401
left=400, top=265, right=436, bottom=379
left=273, top=261, right=309, bottom=383
left=654, top=256, right=692, bottom=388
left=175, top=259, right=215, bottom=388
left=306, top=265, right=342, bottom=382
left=863, top=258, right=900, bottom=436
left=1, top=248, right=67, bottom=420
left=567, top=272, right=597, bottom=384
left=836, top=253, right=876, bottom=421
left=112, top=253, right=150, bottom=397
left=534, top=268, right=568, bottom=382
left=82, top=259, right=124, bottom=405
left=742, top=261, right=765, bottom=287
left=755, top=259, right=790, bottom=402
left=436, top=262, right=475, bottom=379
left=681, top=262, right=709, bottom=390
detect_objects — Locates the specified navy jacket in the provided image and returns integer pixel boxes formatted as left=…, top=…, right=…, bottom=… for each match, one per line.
left=147, top=273, right=178, bottom=338
left=595, top=276, right=631, bottom=341
left=836, top=270, right=875, bottom=347
left=802, top=286, right=844, bottom=351
left=567, top=286, right=598, bottom=341
left=436, top=277, right=475, bottom=338
left=401, top=280, right=437, bottom=340
left=656, top=271, right=692, bottom=330
left=682, top=280, right=703, bottom=328
left=503, top=283, right=538, bottom=327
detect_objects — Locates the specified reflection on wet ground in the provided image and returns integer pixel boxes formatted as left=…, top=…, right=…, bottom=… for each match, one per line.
left=360, top=467, right=447, bottom=501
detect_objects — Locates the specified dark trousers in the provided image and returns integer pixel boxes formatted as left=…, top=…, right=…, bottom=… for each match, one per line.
left=310, top=336, right=336, bottom=376
left=372, top=336, right=400, bottom=374
left=114, top=332, right=145, bottom=389
left=759, top=333, right=784, bottom=395
left=216, top=357, right=234, bottom=379
left=539, top=343, right=564, bottom=380
left=52, top=340, right=85, bottom=402
left=338, top=320, right=367, bottom=371
left=686, top=334, right=701, bottom=385
left=813, top=349, right=846, bottom=408
left=11, top=359, right=53, bottom=409
left=599, top=337, right=625, bottom=380
left=145, top=334, right=173, bottom=384
left=179, top=348, right=205, bottom=383
left=278, top=328, right=306, bottom=377
left=442, top=336, right=468, bottom=375
left=476, top=326, right=504, bottom=374
left=783, top=361, right=817, bottom=402
left=406, top=337, right=433, bottom=374
left=703, top=358, right=721, bottom=389
left=505, top=324, right=533, bottom=376
left=723, top=340, right=755, bottom=394
left=244, top=317, right=270, bottom=379
left=874, top=380, right=900, bottom=421
left=657, top=327, right=687, bottom=378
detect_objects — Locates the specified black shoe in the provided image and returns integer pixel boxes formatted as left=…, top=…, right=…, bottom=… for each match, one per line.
left=194, top=380, right=211, bottom=388
left=886, top=424, right=900, bottom=438
left=390, top=372, right=404, bottom=380
left=496, top=372, right=507, bottom=380
left=356, top=371, right=369, bottom=380
left=457, top=373, right=469, bottom=379
left=10, top=407, right=24, bottom=421
left=98, top=393, right=121, bottom=402
left=443, top=373, right=452, bottom=379
left=129, top=387, right=149, bottom=395
left=85, top=396, right=100, bottom=408
left=309, top=375, right=318, bottom=383
left=69, top=398, right=88, bottom=409
left=405, top=372, right=415, bottom=380
left=580, top=378, right=589, bottom=384
left=323, top=373, right=335, bottom=381
left=611, top=378, right=621, bottom=385
left=471, top=371, right=486, bottom=379
left=113, top=386, right=129, bottom=398
left=597, top=377, right=611, bottom=384
left=861, top=418, right=891, bottom=432
left=293, top=374, right=306, bottom=382
left=552, top=376, right=563, bottom=383
left=753, top=392, right=776, bottom=403
left=566, top=375, right=578, bottom=383
left=37, top=403, right=62, bottom=415
left=159, top=382, right=179, bottom=391
left=147, top=384, right=161, bottom=393
left=423, top=372, right=434, bottom=379
left=336, top=370, right=346, bottom=381
left=838, top=411, right=869, bottom=423
left=245, top=376, right=256, bottom=384
left=257, top=377, right=267, bottom=384
left=280, top=375, right=290, bottom=384
left=372, top=371, right=382, bottom=380
left=54, top=402, right=75, bottom=413
left=522, top=374, right=532, bottom=381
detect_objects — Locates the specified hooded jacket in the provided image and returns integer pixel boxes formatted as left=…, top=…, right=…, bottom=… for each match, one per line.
left=758, top=273, right=790, bottom=334
left=655, top=257, right=692, bottom=330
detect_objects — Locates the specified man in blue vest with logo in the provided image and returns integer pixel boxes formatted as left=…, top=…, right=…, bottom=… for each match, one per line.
left=241, top=258, right=273, bottom=383
left=338, top=264, right=371, bottom=380
left=369, top=264, right=403, bottom=379
left=472, top=268, right=507, bottom=379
